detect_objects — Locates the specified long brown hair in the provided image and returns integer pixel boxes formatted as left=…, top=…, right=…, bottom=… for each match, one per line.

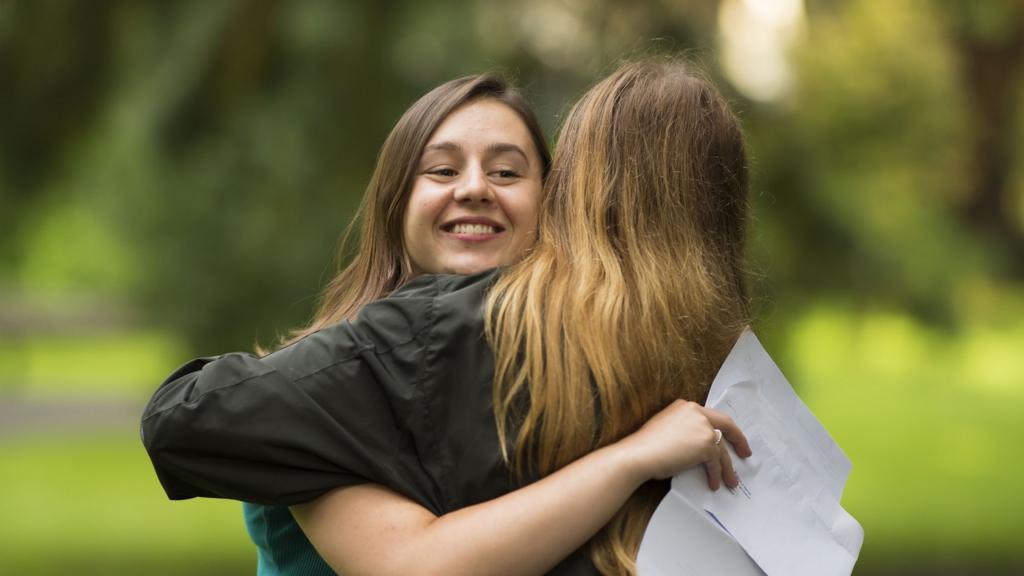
left=486, top=59, right=751, bottom=574
left=277, top=75, right=551, bottom=349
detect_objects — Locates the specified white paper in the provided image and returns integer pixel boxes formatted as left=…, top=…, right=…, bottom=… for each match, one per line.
left=637, top=330, right=863, bottom=575
left=704, top=332, right=851, bottom=500
left=636, top=488, right=764, bottom=576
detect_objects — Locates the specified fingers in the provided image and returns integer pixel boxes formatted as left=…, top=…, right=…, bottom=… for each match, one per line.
left=701, top=408, right=752, bottom=458
left=719, top=442, right=739, bottom=489
left=704, top=428, right=741, bottom=491
left=636, top=400, right=751, bottom=490
left=697, top=405, right=746, bottom=491
left=703, top=439, right=723, bottom=491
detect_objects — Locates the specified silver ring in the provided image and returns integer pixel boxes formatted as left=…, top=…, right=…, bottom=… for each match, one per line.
left=714, top=429, right=723, bottom=445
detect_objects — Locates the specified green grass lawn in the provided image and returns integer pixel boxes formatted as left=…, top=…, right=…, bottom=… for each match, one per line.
left=0, top=330, right=185, bottom=398
left=0, top=429, right=253, bottom=575
left=780, top=307, right=1024, bottom=574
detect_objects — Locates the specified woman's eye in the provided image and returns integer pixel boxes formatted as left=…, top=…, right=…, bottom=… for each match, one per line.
left=493, top=169, right=520, bottom=180
left=428, top=168, right=457, bottom=177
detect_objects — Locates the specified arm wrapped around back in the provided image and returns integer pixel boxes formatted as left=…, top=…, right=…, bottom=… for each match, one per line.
left=140, top=275, right=455, bottom=513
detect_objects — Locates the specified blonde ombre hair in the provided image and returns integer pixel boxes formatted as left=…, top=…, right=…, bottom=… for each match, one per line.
left=485, top=59, right=751, bottom=574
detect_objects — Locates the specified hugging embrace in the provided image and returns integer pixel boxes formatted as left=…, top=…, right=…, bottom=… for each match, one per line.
left=143, top=57, right=753, bottom=576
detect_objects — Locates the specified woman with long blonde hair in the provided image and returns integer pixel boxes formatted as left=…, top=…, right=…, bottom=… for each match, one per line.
left=144, top=58, right=752, bottom=575
left=485, top=55, right=751, bottom=571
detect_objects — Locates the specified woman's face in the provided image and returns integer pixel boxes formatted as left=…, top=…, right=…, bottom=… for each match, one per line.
left=403, top=98, right=543, bottom=276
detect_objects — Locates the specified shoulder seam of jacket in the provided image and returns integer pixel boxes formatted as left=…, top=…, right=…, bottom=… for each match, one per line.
left=292, top=276, right=442, bottom=384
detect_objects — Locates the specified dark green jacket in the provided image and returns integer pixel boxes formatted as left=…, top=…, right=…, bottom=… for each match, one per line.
left=142, top=270, right=596, bottom=574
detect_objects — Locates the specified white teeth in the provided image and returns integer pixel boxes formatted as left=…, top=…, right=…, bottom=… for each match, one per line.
left=450, top=223, right=497, bottom=235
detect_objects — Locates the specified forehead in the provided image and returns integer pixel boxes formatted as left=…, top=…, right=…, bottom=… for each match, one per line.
left=427, top=99, right=537, bottom=153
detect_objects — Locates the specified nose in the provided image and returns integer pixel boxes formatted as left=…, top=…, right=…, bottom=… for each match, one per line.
left=453, top=164, right=493, bottom=204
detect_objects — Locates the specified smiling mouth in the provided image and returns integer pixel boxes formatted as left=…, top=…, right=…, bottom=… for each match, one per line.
left=444, top=223, right=503, bottom=235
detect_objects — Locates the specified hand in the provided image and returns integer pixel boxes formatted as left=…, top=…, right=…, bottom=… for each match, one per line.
left=618, top=399, right=752, bottom=491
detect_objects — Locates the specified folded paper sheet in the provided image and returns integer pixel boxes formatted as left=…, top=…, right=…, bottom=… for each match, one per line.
left=636, top=486, right=764, bottom=576
left=637, top=330, right=863, bottom=576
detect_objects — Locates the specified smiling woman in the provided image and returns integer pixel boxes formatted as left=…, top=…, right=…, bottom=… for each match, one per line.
left=403, top=99, right=544, bottom=276
left=140, top=73, right=552, bottom=576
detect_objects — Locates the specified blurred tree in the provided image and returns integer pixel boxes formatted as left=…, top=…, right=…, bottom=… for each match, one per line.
left=747, top=0, right=1023, bottom=328
left=0, top=0, right=115, bottom=270
left=937, top=0, right=1024, bottom=273
left=2, top=0, right=1022, bottom=353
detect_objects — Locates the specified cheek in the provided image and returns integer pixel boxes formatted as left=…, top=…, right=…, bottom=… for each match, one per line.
left=512, top=187, right=542, bottom=230
left=406, top=186, right=446, bottom=228
left=403, top=200, right=433, bottom=240
left=402, top=197, right=432, bottom=256
left=401, top=206, right=418, bottom=248
left=402, top=207, right=432, bottom=274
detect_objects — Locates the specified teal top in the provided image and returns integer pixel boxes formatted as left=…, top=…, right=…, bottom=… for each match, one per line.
left=243, top=502, right=336, bottom=576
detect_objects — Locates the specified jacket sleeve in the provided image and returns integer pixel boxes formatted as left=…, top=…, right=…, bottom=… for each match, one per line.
left=140, top=284, right=447, bottom=512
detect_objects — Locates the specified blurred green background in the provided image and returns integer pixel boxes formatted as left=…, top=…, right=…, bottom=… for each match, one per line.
left=1, top=0, right=1022, bottom=574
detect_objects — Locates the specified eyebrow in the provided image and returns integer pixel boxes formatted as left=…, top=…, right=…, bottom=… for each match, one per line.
left=423, top=141, right=531, bottom=165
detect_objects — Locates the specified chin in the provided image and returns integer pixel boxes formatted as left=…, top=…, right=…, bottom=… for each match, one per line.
left=444, top=259, right=498, bottom=276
